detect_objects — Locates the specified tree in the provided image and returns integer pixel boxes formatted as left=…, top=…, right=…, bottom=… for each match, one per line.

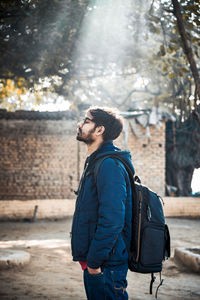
left=168, top=0, right=200, bottom=195
left=171, top=0, right=200, bottom=106
left=150, top=0, right=200, bottom=116
left=149, top=0, right=200, bottom=195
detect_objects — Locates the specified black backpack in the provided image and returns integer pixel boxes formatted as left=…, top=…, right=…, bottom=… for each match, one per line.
left=94, top=154, right=171, bottom=298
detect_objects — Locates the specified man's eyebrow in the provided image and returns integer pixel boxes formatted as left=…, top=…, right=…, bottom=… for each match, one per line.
left=84, top=117, right=93, bottom=122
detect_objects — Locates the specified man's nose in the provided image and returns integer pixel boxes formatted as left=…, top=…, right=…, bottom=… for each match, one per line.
left=77, top=121, right=83, bottom=128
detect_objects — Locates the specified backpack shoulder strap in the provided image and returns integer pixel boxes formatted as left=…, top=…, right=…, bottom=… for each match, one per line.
left=93, top=154, right=135, bottom=185
left=94, top=154, right=135, bottom=184
left=93, top=156, right=110, bottom=184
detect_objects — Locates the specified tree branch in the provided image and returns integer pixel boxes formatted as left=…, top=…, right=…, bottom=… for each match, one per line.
left=172, top=0, right=200, bottom=104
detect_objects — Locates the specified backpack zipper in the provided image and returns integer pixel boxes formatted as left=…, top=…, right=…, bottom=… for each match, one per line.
left=136, top=189, right=142, bottom=262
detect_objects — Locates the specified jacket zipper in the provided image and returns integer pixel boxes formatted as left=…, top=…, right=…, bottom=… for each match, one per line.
left=78, top=162, right=89, bottom=193
left=71, top=161, right=89, bottom=252
left=136, top=189, right=142, bottom=262
left=75, top=162, right=89, bottom=209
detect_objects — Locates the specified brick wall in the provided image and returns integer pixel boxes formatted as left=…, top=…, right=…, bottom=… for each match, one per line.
left=0, top=119, right=78, bottom=200
left=125, top=123, right=166, bottom=196
left=0, top=112, right=165, bottom=200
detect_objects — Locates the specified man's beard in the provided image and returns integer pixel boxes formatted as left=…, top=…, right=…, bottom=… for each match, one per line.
left=76, top=128, right=95, bottom=145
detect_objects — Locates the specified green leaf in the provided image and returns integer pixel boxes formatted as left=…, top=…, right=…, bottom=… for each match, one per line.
left=150, top=15, right=160, bottom=24
left=167, top=44, right=179, bottom=54
left=169, top=73, right=175, bottom=79
left=187, top=22, right=194, bottom=30
left=163, top=66, right=168, bottom=72
left=183, top=13, right=191, bottom=21
left=181, top=67, right=189, bottom=73
left=192, top=37, right=200, bottom=43
left=194, top=49, right=200, bottom=58
left=193, top=18, right=200, bottom=26
left=172, top=58, right=178, bottom=63
left=159, top=45, right=166, bottom=56
left=170, top=38, right=178, bottom=44
left=149, top=23, right=160, bottom=34
left=178, top=71, right=184, bottom=77
left=183, top=5, right=199, bottom=12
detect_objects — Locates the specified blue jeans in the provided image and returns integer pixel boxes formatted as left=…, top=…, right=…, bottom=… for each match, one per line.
left=83, top=264, right=128, bottom=300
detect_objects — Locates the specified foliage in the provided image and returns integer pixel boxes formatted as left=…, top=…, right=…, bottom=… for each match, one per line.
left=0, top=0, right=88, bottom=109
left=0, top=79, right=27, bottom=110
left=148, top=0, right=200, bottom=121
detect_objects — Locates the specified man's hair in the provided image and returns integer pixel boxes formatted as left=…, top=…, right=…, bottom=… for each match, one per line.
left=87, top=106, right=123, bottom=141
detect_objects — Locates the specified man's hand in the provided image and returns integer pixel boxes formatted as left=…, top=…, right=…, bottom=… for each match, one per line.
left=87, top=266, right=101, bottom=275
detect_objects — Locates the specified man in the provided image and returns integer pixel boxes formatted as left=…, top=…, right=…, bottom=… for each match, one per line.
left=71, top=107, right=135, bottom=299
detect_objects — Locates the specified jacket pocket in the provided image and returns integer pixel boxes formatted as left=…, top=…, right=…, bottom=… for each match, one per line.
left=110, top=235, right=128, bottom=262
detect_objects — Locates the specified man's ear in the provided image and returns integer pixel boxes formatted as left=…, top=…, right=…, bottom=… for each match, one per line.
left=95, top=125, right=105, bottom=136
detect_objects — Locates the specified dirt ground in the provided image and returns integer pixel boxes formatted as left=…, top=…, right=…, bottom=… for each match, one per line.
left=0, top=217, right=200, bottom=300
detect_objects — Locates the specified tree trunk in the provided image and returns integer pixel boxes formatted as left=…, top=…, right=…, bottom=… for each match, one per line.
left=171, top=0, right=200, bottom=106
left=166, top=105, right=200, bottom=196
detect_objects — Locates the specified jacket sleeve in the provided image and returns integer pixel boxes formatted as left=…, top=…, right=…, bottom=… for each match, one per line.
left=86, top=158, right=127, bottom=268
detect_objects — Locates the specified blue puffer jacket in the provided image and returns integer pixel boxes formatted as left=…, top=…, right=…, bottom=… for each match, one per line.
left=71, top=140, right=135, bottom=269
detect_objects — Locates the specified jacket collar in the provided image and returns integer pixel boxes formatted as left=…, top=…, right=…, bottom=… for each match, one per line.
left=88, top=140, right=113, bottom=164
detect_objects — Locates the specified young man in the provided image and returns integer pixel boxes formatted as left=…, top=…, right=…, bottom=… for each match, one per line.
left=71, top=107, right=135, bottom=300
